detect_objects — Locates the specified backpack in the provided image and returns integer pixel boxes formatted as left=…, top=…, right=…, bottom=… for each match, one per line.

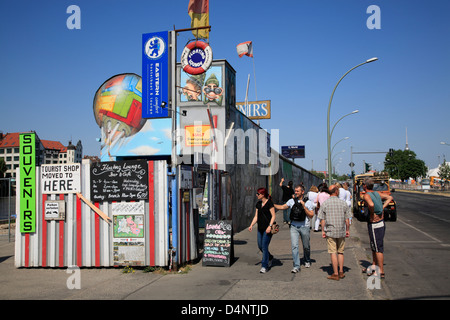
left=290, top=198, right=306, bottom=221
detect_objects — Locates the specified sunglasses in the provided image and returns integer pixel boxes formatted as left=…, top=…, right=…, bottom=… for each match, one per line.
left=204, top=87, right=222, bottom=94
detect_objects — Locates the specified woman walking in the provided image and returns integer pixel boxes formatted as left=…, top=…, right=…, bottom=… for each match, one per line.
left=249, top=188, right=276, bottom=273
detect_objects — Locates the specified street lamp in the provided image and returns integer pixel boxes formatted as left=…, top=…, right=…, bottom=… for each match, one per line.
left=327, top=58, right=378, bottom=185
left=441, top=141, right=450, bottom=147
left=331, top=136, right=349, bottom=157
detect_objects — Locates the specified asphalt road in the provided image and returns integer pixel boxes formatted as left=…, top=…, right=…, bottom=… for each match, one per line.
left=353, top=191, right=450, bottom=300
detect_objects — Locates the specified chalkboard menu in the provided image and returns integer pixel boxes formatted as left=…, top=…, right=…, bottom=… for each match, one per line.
left=202, top=220, right=233, bottom=267
left=91, top=160, right=148, bottom=202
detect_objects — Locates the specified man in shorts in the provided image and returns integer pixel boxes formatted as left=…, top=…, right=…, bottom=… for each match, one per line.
left=363, top=177, right=394, bottom=279
left=318, top=185, right=351, bottom=280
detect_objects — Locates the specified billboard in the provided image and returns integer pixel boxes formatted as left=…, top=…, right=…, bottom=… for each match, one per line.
left=282, top=145, right=305, bottom=159
left=236, top=100, right=271, bottom=119
left=142, top=31, right=170, bottom=118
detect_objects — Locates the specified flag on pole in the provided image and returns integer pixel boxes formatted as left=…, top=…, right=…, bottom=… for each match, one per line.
left=236, top=41, right=253, bottom=58
left=188, top=0, right=209, bottom=39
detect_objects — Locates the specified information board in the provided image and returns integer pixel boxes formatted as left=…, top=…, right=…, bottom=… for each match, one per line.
left=281, top=145, right=305, bottom=159
left=91, top=160, right=148, bottom=202
left=202, top=220, right=233, bottom=267
left=41, top=163, right=81, bottom=194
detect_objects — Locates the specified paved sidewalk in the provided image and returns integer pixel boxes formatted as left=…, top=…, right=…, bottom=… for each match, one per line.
left=0, top=211, right=389, bottom=300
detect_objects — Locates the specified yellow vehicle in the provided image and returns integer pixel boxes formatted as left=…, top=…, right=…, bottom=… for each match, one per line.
left=353, top=172, right=397, bottom=221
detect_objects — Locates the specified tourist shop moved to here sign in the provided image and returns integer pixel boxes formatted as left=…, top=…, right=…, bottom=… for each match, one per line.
left=19, top=132, right=36, bottom=233
left=40, top=163, right=81, bottom=194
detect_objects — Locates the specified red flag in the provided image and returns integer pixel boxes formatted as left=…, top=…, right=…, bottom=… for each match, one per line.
left=236, top=41, right=253, bottom=58
left=188, top=0, right=209, bottom=39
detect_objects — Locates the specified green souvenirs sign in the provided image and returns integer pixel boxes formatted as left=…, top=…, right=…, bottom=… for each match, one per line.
left=20, top=133, right=36, bottom=233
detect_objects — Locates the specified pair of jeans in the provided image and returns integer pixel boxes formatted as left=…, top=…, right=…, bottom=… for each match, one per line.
left=290, top=224, right=311, bottom=269
left=283, top=208, right=291, bottom=223
left=257, top=230, right=273, bottom=269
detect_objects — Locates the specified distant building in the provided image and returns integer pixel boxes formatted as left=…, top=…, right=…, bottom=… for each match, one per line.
left=0, top=131, right=83, bottom=178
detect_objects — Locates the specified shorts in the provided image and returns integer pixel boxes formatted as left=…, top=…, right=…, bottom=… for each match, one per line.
left=367, top=220, right=385, bottom=253
left=326, top=237, right=346, bottom=254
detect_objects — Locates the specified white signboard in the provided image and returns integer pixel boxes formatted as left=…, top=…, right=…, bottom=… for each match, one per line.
left=45, top=200, right=65, bottom=220
left=41, top=164, right=81, bottom=194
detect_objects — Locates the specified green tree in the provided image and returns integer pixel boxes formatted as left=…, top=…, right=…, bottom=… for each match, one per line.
left=384, top=149, right=427, bottom=181
left=0, top=157, right=6, bottom=178
left=438, top=162, right=450, bottom=182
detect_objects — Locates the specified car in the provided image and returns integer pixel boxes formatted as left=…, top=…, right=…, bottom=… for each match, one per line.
left=353, top=172, right=397, bottom=221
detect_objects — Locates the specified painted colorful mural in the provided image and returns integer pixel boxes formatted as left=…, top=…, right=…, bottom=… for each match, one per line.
left=93, top=73, right=171, bottom=161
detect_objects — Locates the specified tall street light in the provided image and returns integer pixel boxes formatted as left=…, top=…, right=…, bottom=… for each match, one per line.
left=327, top=57, right=378, bottom=185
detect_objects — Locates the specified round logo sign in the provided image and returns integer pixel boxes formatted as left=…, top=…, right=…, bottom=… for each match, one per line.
left=144, top=36, right=166, bottom=59
left=181, top=41, right=213, bottom=75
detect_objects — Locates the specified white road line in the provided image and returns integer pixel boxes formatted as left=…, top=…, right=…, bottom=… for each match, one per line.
left=398, top=218, right=442, bottom=244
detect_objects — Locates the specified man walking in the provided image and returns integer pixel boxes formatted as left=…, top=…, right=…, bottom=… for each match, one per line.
left=279, top=178, right=294, bottom=224
left=274, top=185, right=315, bottom=273
left=318, top=185, right=351, bottom=280
left=363, top=177, right=394, bottom=279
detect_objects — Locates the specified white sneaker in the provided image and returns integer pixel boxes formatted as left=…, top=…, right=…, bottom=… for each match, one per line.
left=291, top=267, right=300, bottom=273
left=260, top=267, right=267, bottom=273
left=305, top=262, right=311, bottom=268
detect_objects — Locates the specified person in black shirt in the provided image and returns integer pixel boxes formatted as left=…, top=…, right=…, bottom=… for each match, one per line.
left=249, top=187, right=276, bottom=273
left=280, top=178, right=294, bottom=224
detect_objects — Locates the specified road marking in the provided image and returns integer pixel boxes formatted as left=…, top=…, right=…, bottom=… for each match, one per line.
left=418, top=211, right=450, bottom=224
left=398, top=218, right=442, bottom=244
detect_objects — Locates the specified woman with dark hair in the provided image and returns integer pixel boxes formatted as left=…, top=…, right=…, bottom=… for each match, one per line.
left=248, top=187, right=276, bottom=273
left=314, top=183, right=330, bottom=232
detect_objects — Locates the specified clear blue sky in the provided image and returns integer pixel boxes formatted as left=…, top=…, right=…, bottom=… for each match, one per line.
left=1, top=0, right=449, bottom=176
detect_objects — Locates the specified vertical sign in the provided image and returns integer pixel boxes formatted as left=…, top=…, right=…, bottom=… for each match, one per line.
left=142, top=31, right=170, bottom=118
left=20, top=133, right=36, bottom=233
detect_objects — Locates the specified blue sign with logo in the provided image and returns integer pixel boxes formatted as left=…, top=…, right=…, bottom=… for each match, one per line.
left=281, top=145, right=305, bottom=159
left=142, top=31, right=169, bottom=118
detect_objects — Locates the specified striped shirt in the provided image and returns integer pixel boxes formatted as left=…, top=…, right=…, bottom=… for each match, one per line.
left=317, top=196, right=351, bottom=238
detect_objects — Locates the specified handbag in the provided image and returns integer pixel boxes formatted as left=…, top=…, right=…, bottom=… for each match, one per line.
left=261, top=209, right=279, bottom=234
left=271, top=222, right=280, bottom=234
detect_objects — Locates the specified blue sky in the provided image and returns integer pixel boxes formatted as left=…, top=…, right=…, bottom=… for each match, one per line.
left=1, top=0, right=449, bottom=176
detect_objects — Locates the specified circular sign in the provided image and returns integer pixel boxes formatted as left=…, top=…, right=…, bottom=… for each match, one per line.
left=144, top=36, right=166, bottom=59
left=181, top=40, right=213, bottom=75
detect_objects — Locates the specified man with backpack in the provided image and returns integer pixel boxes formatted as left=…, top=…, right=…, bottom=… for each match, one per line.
left=275, top=185, right=315, bottom=273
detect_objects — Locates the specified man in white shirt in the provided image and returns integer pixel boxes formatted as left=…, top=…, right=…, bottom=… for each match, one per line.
left=274, top=185, right=315, bottom=273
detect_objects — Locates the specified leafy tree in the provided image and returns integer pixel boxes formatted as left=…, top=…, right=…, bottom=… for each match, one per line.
left=384, top=149, right=427, bottom=181
left=438, top=162, right=450, bottom=183
left=0, top=157, right=6, bottom=178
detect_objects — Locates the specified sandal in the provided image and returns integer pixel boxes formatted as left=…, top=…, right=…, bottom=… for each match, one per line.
left=362, top=267, right=376, bottom=276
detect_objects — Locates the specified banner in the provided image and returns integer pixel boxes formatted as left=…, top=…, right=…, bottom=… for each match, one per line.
left=142, top=31, right=170, bottom=118
left=19, top=133, right=36, bottom=233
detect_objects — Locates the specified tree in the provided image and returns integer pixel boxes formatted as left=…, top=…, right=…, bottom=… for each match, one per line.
left=384, top=149, right=427, bottom=181
left=438, top=162, right=450, bottom=183
left=0, top=157, right=6, bottom=178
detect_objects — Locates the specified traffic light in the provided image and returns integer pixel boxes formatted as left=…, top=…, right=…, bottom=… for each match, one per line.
left=388, top=148, right=394, bottom=157
left=365, top=162, right=371, bottom=172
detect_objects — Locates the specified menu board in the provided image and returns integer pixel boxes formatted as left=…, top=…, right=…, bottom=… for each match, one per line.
left=91, top=160, right=148, bottom=202
left=202, top=220, right=233, bottom=267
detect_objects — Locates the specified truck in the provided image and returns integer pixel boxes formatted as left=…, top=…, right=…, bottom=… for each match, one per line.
left=353, top=172, right=397, bottom=221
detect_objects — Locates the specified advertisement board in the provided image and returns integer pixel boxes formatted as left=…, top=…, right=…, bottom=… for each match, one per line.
left=282, top=145, right=305, bottom=159
left=19, top=133, right=36, bottom=233
left=142, top=31, right=170, bottom=118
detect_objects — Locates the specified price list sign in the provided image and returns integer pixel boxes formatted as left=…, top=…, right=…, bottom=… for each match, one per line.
left=202, top=220, right=233, bottom=267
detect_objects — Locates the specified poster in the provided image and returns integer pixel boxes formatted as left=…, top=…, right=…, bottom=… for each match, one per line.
left=112, top=202, right=145, bottom=266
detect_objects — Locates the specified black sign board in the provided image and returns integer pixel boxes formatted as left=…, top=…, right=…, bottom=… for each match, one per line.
left=281, top=145, right=305, bottom=159
left=202, top=220, right=233, bottom=267
left=91, top=160, right=149, bottom=202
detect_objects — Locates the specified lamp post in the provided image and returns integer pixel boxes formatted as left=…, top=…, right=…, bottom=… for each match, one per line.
left=327, top=58, right=378, bottom=185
